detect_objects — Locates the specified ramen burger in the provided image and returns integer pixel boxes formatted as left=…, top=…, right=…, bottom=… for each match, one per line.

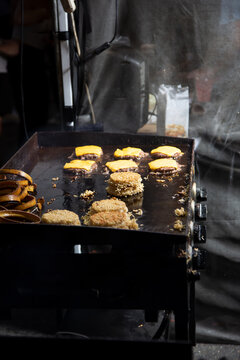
left=88, top=198, right=128, bottom=215
left=88, top=210, right=139, bottom=230
left=83, top=197, right=128, bottom=225
left=106, top=171, right=144, bottom=197
left=41, top=209, right=81, bottom=225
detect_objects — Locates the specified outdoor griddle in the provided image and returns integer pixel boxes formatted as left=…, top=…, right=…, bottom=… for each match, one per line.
left=0, top=131, right=207, bottom=354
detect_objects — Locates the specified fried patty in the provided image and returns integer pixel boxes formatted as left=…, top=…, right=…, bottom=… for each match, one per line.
left=83, top=197, right=128, bottom=225
left=89, top=210, right=138, bottom=230
left=106, top=171, right=144, bottom=197
left=41, top=209, right=81, bottom=225
left=89, top=198, right=128, bottom=214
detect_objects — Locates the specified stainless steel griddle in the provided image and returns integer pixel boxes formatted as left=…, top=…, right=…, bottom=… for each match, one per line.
left=2, top=131, right=195, bottom=239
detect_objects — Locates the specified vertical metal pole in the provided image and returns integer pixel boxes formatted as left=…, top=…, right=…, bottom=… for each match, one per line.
left=52, top=0, right=74, bottom=129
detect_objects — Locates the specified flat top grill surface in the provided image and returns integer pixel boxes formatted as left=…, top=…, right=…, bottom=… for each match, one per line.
left=3, top=131, right=194, bottom=239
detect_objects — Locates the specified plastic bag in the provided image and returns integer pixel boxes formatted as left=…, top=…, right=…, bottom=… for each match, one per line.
left=157, top=84, right=189, bottom=137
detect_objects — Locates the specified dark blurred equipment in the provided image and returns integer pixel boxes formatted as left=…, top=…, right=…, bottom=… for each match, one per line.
left=60, top=0, right=76, bottom=13
left=54, top=0, right=149, bottom=133
left=53, top=0, right=75, bottom=126
left=88, top=40, right=149, bottom=133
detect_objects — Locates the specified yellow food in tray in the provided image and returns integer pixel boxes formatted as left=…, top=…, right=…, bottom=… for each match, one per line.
left=114, top=147, right=146, bottom=160
left=75, top=145, right=103, bottom=159
left=63, top=159, right=97, bottom=173
left=150, top=145, right=183, bottom=159
left=105, top=159, right=138, bottom=173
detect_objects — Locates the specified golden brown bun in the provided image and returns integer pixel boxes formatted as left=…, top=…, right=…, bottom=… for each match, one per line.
left=106, top=171, right=144, bottom=197
left=89, top=198, right=128, bottom=214
left=89, top=210, right=138, bottom=230
left=41, top=209, right=81, bottom=225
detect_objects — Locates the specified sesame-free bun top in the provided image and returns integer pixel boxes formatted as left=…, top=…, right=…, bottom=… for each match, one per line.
left=41, top=209, right=81, bottom=225
left=89, top=197, right=128, bottom=215
left=89, top=210, right=138, bottom=230
left=109, top=171, right=142, bottom=184
left=106, top=171, right=144, bottom=197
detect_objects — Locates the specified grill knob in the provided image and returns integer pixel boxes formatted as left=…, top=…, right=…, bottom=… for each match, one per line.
left=196, top=187, right=207, bottom=201
left=188, top=270, right=201, bottom=281
left=194, top=224, right=206, bottom=244
left=192, top=248, right=207, bottom=270
left=195, top=203, right=207, bottom=220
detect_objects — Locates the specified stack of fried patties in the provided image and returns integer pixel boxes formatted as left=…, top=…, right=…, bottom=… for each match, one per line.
left=106, top=172, right=144, bottom=198
left=83, top=197, right=138, bottom=230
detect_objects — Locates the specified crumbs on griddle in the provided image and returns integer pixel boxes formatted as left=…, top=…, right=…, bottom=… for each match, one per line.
left=173, top=219, right=185, bottom=232
left=177, top=248, right=187, bottom=258
left=132, top=208, right=143, bottom=216
left=80, top=189, right=95, bottom=199
left=178, top=197, right=186, bottom=204
left=174, top=207, right=187, bottom=217
left=47, top=198, right=55, bottom=205
left=177, top=249, right=191, bottom=263
left=178, top=184, right=189, bottom=197
left=52, top=176, right=59, bottom=188
left=156, top=179, right=165, bottom=183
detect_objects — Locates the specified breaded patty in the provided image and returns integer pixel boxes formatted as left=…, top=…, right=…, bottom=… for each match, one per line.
left=41, top=209, right=81, bottom=225
left=89, top=210, right=138, bottom=230
left=89, top=198, right=128, bottom=214
left=106, top=171, right=144, bottom=197
left=83, top=197, right=128, bottom=225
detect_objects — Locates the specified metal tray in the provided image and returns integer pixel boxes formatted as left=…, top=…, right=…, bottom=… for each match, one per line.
left=1, top=131, right=195, bottom=246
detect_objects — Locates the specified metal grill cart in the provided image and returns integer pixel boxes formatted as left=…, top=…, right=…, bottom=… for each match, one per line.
left=0, top=131, right=207, bottom=357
